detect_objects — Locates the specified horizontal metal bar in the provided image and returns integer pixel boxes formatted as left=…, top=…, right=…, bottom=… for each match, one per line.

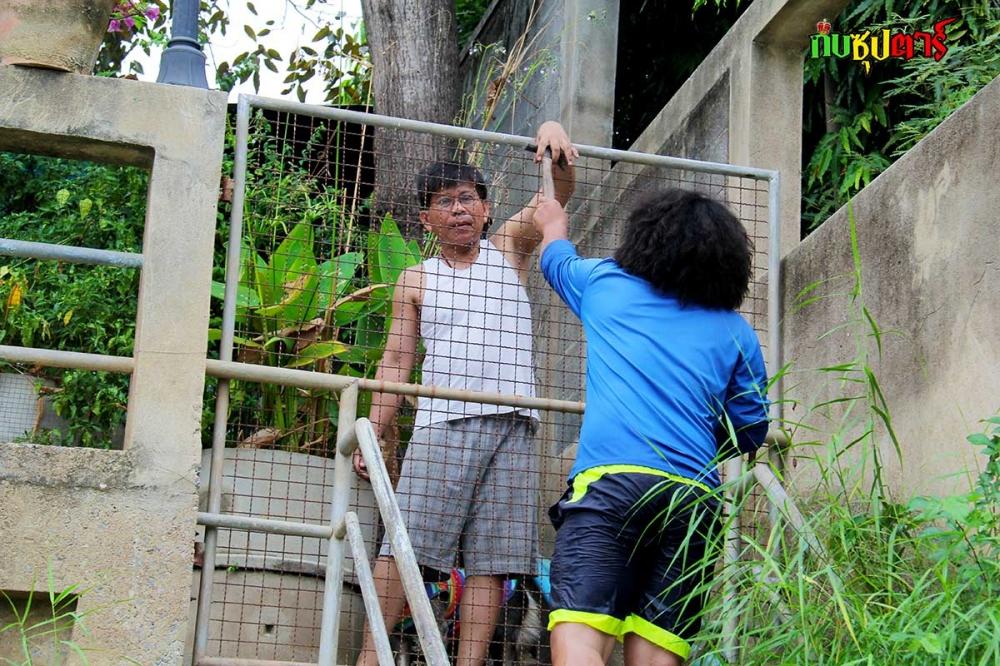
left=0, top=353, right=792, bottom=449
left=206, top=358, right=585, bottom=413
left=197, top=658, right=316, bottom=666
left=0, top=352, right=793, bottom=450
left=205, top=358, right=356, bottom=391
left=242, top=94, right=777, bottom=181
left=0, top=238, right=142, bottom=268
left=197, top=512, right=332, bottom=540
left=0, top=345, right=134, bottom=373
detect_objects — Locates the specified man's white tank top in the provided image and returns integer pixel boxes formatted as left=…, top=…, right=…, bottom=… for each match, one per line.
left=415, top=238, right=538, bottom=428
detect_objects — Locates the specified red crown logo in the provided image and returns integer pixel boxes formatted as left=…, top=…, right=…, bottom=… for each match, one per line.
left=816, top=18, right=832, bottom=35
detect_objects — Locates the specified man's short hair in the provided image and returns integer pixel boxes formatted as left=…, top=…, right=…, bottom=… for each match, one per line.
left=416, top=161, right=489, bottom=210
left=613, top=189, right=752, bottom=310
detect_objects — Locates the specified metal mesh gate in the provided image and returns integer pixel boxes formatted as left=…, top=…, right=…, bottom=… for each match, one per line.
left=192, top=94, right=782, bottom=665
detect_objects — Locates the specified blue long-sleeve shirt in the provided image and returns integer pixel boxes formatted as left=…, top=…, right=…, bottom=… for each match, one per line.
left=540, top=239, right=770, bottom=487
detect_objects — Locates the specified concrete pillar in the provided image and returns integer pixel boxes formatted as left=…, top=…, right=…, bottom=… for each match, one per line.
left=559, top=0, right=619, bottom=146
left=0, top=65, right=226, bottom=663
left=728, top=0, right=850, bottom=258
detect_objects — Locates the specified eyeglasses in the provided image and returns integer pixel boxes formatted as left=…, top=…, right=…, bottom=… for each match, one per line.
left=430, top=192, right=481, bottom=210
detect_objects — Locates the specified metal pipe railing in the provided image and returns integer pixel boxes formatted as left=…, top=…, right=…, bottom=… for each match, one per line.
left=196, top=512, right=331, bottom=540
left=242, top=94, right=779, bottom=181
left=344, top=511, right=395, bottom=666
left=204, top=358, right=585, bottom=414
left=341, top=417, right=451, bottom=666
left=194, top=94, right=253, bottom=662
left=0, top=238, right=143, bottom=268
left=195, top=657, right=316, bottom=666
left=721, top=456, right=744, bottom=663
left=0, top=343, right=789, bottom=445
left=0, top=345, right=134, bottom=373
left=318, top=383, right=359, bottom=664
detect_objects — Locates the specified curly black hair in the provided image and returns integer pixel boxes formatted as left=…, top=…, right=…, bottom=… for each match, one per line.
left=416, top=161, right=489, bottom=210
left=613, top=189, right=752, bottom=310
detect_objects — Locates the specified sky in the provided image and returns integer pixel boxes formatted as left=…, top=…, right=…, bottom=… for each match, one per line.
left=130, top=0, right=363, bottom=103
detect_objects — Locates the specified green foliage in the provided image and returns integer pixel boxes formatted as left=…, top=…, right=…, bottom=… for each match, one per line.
left=1, top=584, right=84, bottom=665
left=801, top=1, right=1000, bottom=232
left=0, top=568, right=139, bottom=665
left=0, top=153, right=144, bottom=448
left=214, top=113, right=422, bottom=453
left=100, top=1, right=372, bottom=106
left=455, top=0, right=492, bottom=48
left=681, top=207, right=1000, bottom=663
left=94, top=1, right=170, bottom=78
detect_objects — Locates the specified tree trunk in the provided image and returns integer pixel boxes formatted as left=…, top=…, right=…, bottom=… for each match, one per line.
left=360, top=0, right=461, bottom=235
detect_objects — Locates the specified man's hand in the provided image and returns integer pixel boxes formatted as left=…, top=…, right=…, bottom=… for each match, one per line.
left=352, top=439, right=399, bottom=484
left=534, top=121, right=578, bottom=166
left=352, top=447, right=370, bottom=481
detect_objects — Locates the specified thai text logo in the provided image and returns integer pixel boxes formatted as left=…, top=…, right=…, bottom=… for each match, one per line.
left=810, top=17, right=957, bottom=74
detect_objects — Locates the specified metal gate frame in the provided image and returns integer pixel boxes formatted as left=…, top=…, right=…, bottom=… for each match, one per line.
left=0, top=93, right=819, bottom=666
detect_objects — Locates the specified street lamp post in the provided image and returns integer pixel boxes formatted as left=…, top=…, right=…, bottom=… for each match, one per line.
left=156, top=0, right=209, bottom=88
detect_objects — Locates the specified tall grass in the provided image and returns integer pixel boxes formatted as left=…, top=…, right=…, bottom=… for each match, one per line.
left=680, top=207, right=1000, bottom=664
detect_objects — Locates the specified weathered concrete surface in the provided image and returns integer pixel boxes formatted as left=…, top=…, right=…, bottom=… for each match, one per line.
left=629, top=0, right=850, bottom=259
left=184, top=570, right=366, bottom=665
left=0, top=446, right=197, bottom=664
left=0, top=64, right=226, bottom=664
left=782, top=75, right=1000, bottom=498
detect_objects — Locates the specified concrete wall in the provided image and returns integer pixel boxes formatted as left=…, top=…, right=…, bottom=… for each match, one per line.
left=781, top=75, right=1000, bottom=499
left=459, top=0, right=619, bottom=229
left=0, top=65, right=226, bottom=664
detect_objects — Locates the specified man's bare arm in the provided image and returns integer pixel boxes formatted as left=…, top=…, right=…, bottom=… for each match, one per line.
left=354, top=266, right=422, bottom=479
left=493, top=121, right=577, bottom=275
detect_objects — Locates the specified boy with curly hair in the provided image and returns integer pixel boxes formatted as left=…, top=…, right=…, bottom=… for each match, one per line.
left=533, top=189, right=770, bottom=665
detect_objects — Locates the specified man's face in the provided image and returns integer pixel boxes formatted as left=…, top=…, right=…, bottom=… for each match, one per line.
left=420, top=183, right=490, bottom=248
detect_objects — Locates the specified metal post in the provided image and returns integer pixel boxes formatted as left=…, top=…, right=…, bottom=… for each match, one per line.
left=752, top=463, right=827, bottom=560
left=766, top=173, right=785, bottom=544
left=193, top=96, right=250, bottom=660
left=156, top=0, right=209, bottom=88
left=318, top=382, right=359, bottom=665
left=242, top=95, right=777, bottom=181
left=345, top=512, right=395, bottom=666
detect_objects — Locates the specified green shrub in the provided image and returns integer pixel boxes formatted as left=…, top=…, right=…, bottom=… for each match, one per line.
left=0, top=153, right=144, bottom=447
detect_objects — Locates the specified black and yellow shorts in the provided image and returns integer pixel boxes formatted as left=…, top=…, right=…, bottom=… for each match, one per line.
left=547, top=465, right=722, bottom=660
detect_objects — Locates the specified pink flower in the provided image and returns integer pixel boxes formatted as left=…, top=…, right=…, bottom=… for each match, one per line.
left=123, top=16, right=136, bottom=29
left=108, top=18, right=121, bottom=32
left=144, top=5, right=160, bottom=20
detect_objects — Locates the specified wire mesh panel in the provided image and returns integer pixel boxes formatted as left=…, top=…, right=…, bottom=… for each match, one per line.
left=200, top=97, right=777, bottom=665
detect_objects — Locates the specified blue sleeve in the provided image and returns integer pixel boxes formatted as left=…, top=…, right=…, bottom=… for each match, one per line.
left=539, top=239, right=602, bottom=318
left=718, top=328, right=770, bottom=456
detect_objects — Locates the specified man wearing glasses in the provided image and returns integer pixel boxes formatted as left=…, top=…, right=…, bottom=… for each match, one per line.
left=354, top=121, right=576, bottom=665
